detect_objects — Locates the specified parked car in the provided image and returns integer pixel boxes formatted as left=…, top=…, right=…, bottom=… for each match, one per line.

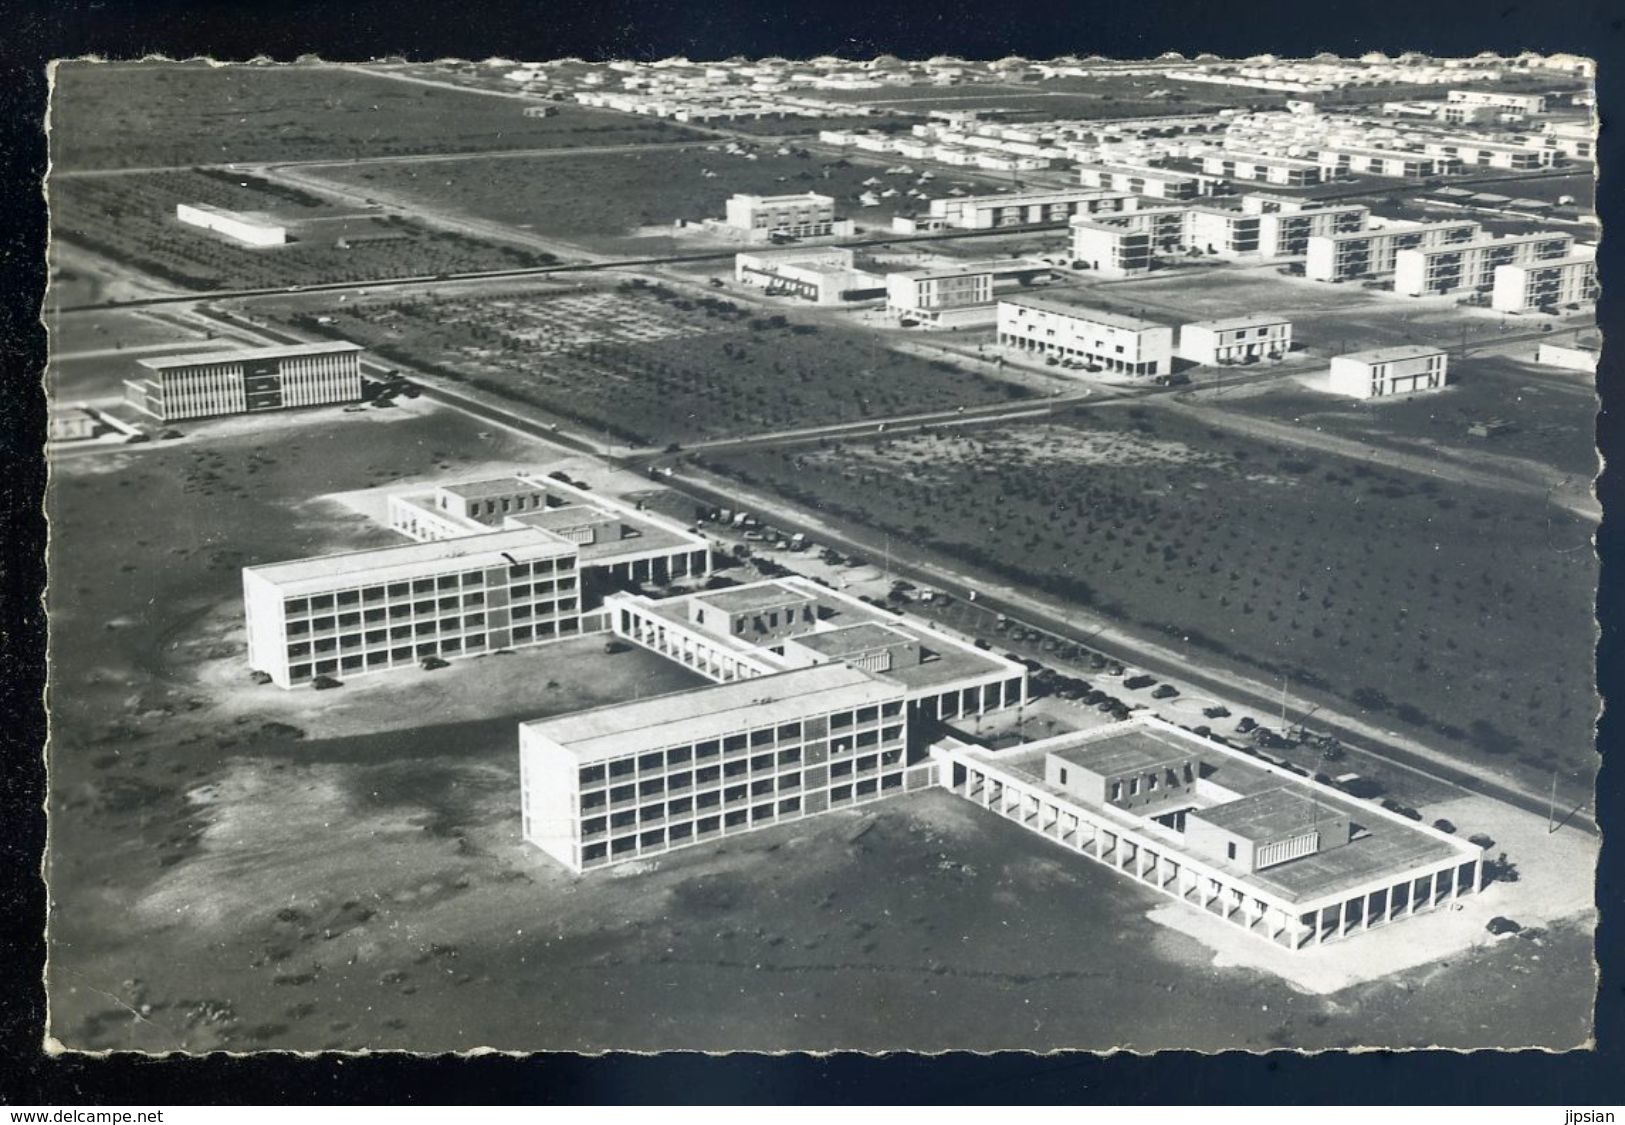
left=421, top=656, right=450, bottom=671
left=311, top=675, right=341, bottom=691
left=1151, top=684, right=1179, bottom=699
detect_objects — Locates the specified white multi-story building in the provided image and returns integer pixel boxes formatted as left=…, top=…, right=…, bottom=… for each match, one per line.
left=1070, top=219, right=1153, bottom=277
left=244, top=527, right=585, bottom=689
left=928, top=188, right=1137, bottom=230
left=122, top=342, right=364, bottom=423
left=1178, top=315, right=1293, bottom=365
left=722, top=192, right=850, bottom=241
left=1392, top=231, right=1573, bottom=296
left=1305, top=219, right=1482, bottom=281
left=1421, top=139, right=1551, bottom=170
left=175, top=202, right=287, bottom=247
left=1076, top=162, right=1218, bottom=200
left=1201, top=151, right=1326, bottom=187
left=1314, top=146, right=1439, bottom=178
left=884, top=264, right=993, bottom=324
left=1490, top=255, right=1598, bottom=312
left=1248, top=199, right=1369, bottom=258
left=997, top=297, right=1174, bottom=378
left=1328, top=345, right=1448, bottom=398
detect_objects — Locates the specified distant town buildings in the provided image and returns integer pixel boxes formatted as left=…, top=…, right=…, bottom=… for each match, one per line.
left=123, top=342, right=364, bottom=423
left=1328, top=345, right=1449, bottom=398
left=175, top=202, right=288, bottom=247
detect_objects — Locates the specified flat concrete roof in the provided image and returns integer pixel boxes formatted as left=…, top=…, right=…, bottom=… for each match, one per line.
left=523, top=663, right=899, bottom=763
left=1048, top=727, right=1198, bottom=778
left=696, top=581, right=814, bottom=615
left=1182, top=313, right=1291, bottom=332
left=441, top=477, right=535, bottom=500
left=792, top=622, right=912, bottom=658
left=137, top=340, right=363, bottom=372
left=1001, top=294, right=1166, bottom=333
left=1336, top=344, right=1447, bottom=364
left=1188, top=786, right=1333, bottom=842
left=246, top=526, right=574, bottom=595
left=509, top=506, right=698, bottom=562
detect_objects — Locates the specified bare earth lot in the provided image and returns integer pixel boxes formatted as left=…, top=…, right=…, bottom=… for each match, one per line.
left=49, top=62, right=703, bottom=172
left=700, top=407, right=1597, bottom=791
left=273, top=279, right=1032, bottom=444
left=49, top=168, right=556, bottom=292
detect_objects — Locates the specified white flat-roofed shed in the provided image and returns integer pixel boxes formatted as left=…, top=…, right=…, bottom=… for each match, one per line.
left=1328, top=344, right=1448, bottom=399
left=1178, top=314, right=1293, bottom=365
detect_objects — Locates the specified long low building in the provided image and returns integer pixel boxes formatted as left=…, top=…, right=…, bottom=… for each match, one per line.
left=1328, top=345, right=1448, bottom=399
left=928, top=188, right=1137, bottom=230
left=123, top=341, right=364, bottom=423
left=934, top=716, right=1485, bottom=952
left=245, top=471, right=709, bottom=688
left=1393, top=231, right=1574, bottom=297
left=1201, top=152, right=1326, bottom=187
left=1491, top=255, right=1598, bottom=312
left=1178, top=315, right=1293, bottom=366
left=1076, top=161, right=1219, bottom=200
left=175, top=202, right=287, bottom=247
left=998, top=296, right=1174, bottom=378
left=733, top=247, right=885, bottom=305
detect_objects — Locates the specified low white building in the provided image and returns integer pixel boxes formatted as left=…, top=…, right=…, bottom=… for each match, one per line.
left=1534, top=340, right=1599, bottom=373
left=1328, top=345, right=1448, bottom=399
left=997, top=296, right=1174, bottom=378
left=175, top=202, right=287, bottom=247
left=733, top=247, right=884, bottom=305
left=1178, top=315, right=1293, bottom=366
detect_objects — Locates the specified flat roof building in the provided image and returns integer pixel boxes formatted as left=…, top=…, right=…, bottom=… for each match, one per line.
left=928, top=188, right=1137, bottom=230
left=48, top=405, right=100, bottom=443
left=123, top=341, right=364, bottom=423
left=246, top=470, right=710, bottom=689
left=1393, top=231, right=1574, bottom=297
left=1491, top=255, right=1598, bottom=312
left=521, top=663, right=916, bottom=872
left=998, top=296, right=1174, bottom=379
left=1076, top=162, right=1219, bottom=200
left=1328, top=345, right=1448, bottom=399
left=734, top=246, right=884, bottom=305
left=722, top=192, right=851, bottom=242
left=933, top=715, right=1484, bottom=951
left=1202, top=151, right=1326, bottom=187
left=1305, top=219, right=1482, bottom=282
left=175, top=202, right=287, bottom=247
left=1446, top=88, right=1547, bottom=115
left=1178, top=315, right=1293, bottom=366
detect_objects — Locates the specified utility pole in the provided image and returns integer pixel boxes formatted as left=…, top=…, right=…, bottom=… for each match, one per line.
left=1279, top=675, right=1289, bottom=736
left=1548, top=769, right=1558, bottom=833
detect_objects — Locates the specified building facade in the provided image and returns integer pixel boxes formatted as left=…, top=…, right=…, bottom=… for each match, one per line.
left=1305, top=219, right=1482, bottom=282
left=723, top=192, right=847, bottom=241
left=998, top=297, right=1174, bottom=378
left=1178, top=315, right=1293, bottom=365
left=1393, top=231, right=1573, bottom=297
left=733, top=247, right=884, bottom=304
left=1328, top=345, right=1449, bottom=398
left=885, top=265, right=994, bottom=323
left=123, top=342, right=364, bottom=423
left=1201, top=152, right=1326, bottom=187
left=1076, top=162, right=1217, bottom=200
left=1070, top=219, right=1154, bottom=277
left=1491, top=255, right=1598, bottom=312
left=928, top=189, right=1136, bottom=230
left=243, top=527, right=584, bottom=689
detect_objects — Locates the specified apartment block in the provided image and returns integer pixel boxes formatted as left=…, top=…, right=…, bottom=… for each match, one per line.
left=1315, top=146, right=1439, bottom=178
left=1328, top=345, right=1448, bottom=398
left=1422, top=139, right=1551, bottom=170
left=1305, top=219, right=1482, bottom=281
left=1393, top=231, right=1573, bottom=296
left=928, top=188, right=1136, bottom=230
left=1201, top=152, right=1326, bottom=187
left=123, top=341, right=363, bottom=423
left=1491, top=255, right=1598, bottom=312
left=1178, top=315, right=1293, bottom=366
left=885, top=264, right=993, bottom=323
left=1253, top=203, right=1368, bottom=258
left=998, top=296, right=1174, bottom=378
left=1446, top=88, right=1547, bottom=116
left=1076, top=162, right=1218, bottom=200
left=1070, top=218, right=1153, bottom=277
left=722, top=192, right=850, bottom=241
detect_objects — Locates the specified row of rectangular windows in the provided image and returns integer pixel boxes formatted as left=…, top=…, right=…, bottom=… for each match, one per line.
left=580, top=748, right=906, bottom=814
left=579, top=774, right=905, bottom=864
left=577, top=708, right=905, bottom=787
left=287, top=623, right=576, bottom=679
left=287, top=608, right=579, bottom=657
left=285, top=592, right=573, bottom=634
left=281, top=571, right=573, bottom=616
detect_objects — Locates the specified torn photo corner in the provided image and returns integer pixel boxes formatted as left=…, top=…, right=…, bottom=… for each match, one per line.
left=39, top=53, right=1599, bottom=1055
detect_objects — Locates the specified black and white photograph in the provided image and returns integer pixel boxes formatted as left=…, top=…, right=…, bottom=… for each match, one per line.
left=35, top=48, right=1601, bottom=1058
